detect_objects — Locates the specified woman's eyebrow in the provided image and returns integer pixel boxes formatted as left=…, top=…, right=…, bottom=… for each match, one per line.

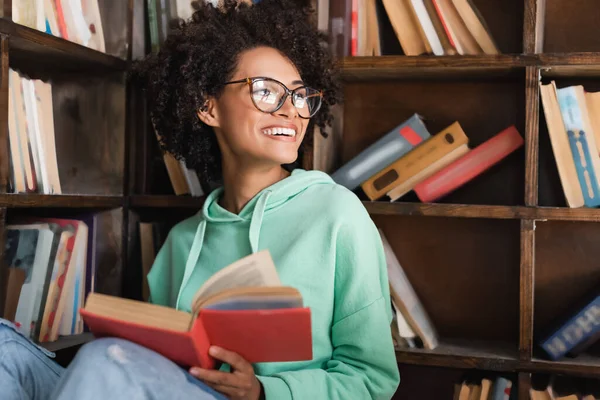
left=291, top=79, right=304, bottom=85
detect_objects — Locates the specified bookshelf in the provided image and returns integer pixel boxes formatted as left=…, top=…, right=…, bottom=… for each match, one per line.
left=312, top=0, right=600, bottom=398
left=0, top=0, right=599, bottom=399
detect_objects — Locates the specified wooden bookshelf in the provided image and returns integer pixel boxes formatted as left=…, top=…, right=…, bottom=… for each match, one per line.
left=314, top=0, right=600, bottom=398
left=0, top=0, right=600, bottom=399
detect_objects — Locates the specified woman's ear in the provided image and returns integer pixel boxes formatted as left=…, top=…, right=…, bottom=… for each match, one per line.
left=197, top=98, right=220, bottom=127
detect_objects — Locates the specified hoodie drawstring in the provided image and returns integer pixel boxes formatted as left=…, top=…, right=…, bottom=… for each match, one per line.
left=175, top=219, right=206, bottom=310
left=174, top=190, right=272, bottom=311
left=249, top=190, right=271, bottom=253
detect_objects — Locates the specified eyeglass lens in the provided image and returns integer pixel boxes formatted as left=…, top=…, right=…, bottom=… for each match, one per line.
left=251, top=79, right=321, bottom=118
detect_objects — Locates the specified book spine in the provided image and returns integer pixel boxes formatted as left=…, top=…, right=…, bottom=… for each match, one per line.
left=330, top=114, right=431, bottom=190
left=556, top=86, right=600, bottom=207
left=361, top=121, right=468, bottom=200
left=414, top=125, right=523, bottom=203
left=540, top=295, right=600, bottom=360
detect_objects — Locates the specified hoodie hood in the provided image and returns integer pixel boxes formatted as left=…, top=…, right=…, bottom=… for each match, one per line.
left=175, top=168, right=333, bottom=309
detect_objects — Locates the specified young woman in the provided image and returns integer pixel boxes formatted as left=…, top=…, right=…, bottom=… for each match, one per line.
left=0, top=1, right=400, bottom=399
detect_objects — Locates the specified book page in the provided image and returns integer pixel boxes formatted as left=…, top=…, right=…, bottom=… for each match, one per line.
left=192, top=250, right=281, bottom=309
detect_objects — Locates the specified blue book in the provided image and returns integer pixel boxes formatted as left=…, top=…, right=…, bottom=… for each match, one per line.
left=540, top=292, right=600, bottom=360
left=556, top=86, right=600, bottom=207
left=330, top=114, right=431, bottom=190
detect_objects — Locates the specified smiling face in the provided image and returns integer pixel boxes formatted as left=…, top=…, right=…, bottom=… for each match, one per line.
left=198, top=46, right=310, bottom=171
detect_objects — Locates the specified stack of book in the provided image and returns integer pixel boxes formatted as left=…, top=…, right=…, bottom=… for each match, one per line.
left=453, top=375, right=513, bottom=400
left=14, top=0, right=106, bottom=54
left=338, top=0, right=499, bottom=57
left=7, top=69, right=61, bottom=194
left=540, top=81, right=600, bottom=208
left=330, top=114, right=523, bottom=203
left=4, top=215, right=92, bottom=343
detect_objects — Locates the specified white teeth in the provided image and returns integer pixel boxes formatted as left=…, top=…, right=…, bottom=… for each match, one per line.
left=261, top=127, right=296, bottom=137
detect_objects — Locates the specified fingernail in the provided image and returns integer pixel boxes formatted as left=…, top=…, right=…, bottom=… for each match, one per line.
left=209, top=346, right=220, bottom=356
left=190, top=367, right=200, bottom=376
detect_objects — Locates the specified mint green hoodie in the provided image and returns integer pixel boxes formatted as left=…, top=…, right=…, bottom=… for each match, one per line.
left=146, top=168, right=400, bottom=399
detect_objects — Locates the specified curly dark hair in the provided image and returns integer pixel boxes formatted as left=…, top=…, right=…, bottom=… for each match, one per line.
left=131, top=0, right=341, bottom=187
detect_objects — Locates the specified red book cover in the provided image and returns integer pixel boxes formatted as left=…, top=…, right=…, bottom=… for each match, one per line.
left=79, top=307, right=312, bottom=369
left=413, top=125, right=523, bottom=202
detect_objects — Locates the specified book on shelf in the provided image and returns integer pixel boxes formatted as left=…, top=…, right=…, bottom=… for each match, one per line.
left=3, top=210, right=119, bottom=343
left=360, top=121, right=469, bottom=201
left=8, top=68, right=61, bottom=194
left=454, top=375, right=512, bottom=400
left=330, top=113, right=431, bottom=191
left=328, top=0, right=499, bottom=57
left=14, top=0, right=106, bottom=53
left=79, top=250, right=312, bottom=369
left=538, top=287, right=600, bottom=361
left=540, top=80, right=600, bottom=208
left=378, top=228, right=438, bottom=350
left=330, top=113, right=522, bottom=204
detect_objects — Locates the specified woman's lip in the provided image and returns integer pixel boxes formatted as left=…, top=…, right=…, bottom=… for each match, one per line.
left=261, top=132, right=297, bottom=142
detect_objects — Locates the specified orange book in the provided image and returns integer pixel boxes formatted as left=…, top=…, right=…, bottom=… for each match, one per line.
left=79, top=251, right=312, bottom=369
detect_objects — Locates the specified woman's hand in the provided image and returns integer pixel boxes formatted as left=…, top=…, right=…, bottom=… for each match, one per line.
left=190, top=346, right=263, bottom=400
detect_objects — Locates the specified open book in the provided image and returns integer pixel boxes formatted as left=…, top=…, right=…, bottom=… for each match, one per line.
left=79, top=250, right=312, bottom=369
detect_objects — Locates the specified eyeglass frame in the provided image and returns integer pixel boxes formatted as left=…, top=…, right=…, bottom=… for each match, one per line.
left=221, top=76, right=323, bottom=119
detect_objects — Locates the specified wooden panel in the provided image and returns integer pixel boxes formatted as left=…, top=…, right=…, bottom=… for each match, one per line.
left=524, top=67, right=539, bottom=206
left=396, top=339, right=518, bottom=371
left=523, top=0, right=545, bottom=53
left=520, top=219, right=535, bottom=360
left=340, top=55, right=528, bottom=81
left=52, top=76, right=125, bottom=195
left=0, top=35, right=7, bottom=192
left=0, top=194, right=123, bottom=208
left=543, top=0, right=600, bottom=52
left=373, top=215, right=520, bottom=343
left=538, top=77, right=600, bottom=207
left=534, top=220, right=600, bottom=357
left=342, top=77, right=526, bottom=205
left=2, top=20, right=126, bottom=78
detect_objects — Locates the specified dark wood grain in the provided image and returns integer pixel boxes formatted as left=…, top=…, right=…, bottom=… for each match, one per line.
left=373, top=215, right=520, bottom=343
left=364, top=202, right=534, bottom=219
left=52, top=76, right=125, bottom=195
left=395, top=339, right=518, bottom=372
left=543, top=0, right=600, bottom=52
left=518, top=372, right=532, bottom=400
left=339, top=55, right=530, bottom=81
left=0, top=35, right=7, bottom=192
left=343, top=77, right=525, bottom=205
left=520, top=219, right=535, bottom=361
left=525, top=356, right=600, bottom=379
left=523, top=0, right=545, bottom=53
left=524, top=66, right=539, bottom=206
left=0, top=193, right=123, bottom=207
left=0, top=19, right=126, bottom=77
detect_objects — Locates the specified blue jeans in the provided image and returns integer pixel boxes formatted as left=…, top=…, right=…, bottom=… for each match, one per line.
left=0, top=319, right=227, bottom=400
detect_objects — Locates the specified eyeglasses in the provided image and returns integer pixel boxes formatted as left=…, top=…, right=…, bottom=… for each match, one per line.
left=222, top=77, right=323, bottom=119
